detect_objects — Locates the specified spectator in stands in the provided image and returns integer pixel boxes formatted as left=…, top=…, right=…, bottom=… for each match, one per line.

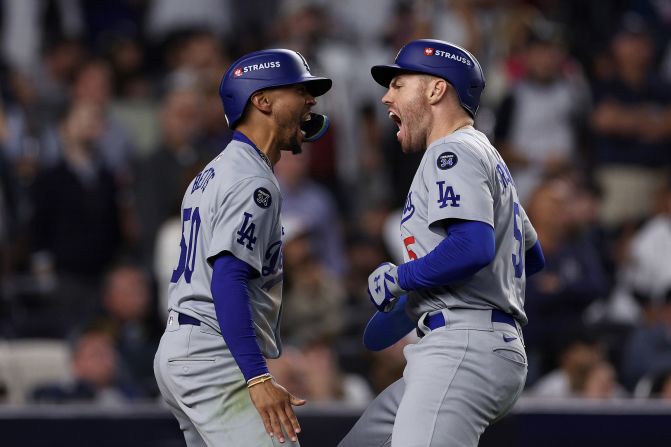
left=342, top=232, right=388, bottom=337
left=280, top=227, right=347, bottom=346
left=532, top=329, right=625, bottom=399
left=134, top=85, right=208, bottom=266
left=590, top=13, right=671, bottom=227
left=31, top=325, right=143, bottom=404
left=523, top=177, right=610, bottom=380
left=616, top=179, right=671, bottom=322
left=495, top=19, right=589, bottom=204
left=95, top=263, right=161, bottom=397
left=581, top=360, right=624, bottom=399
left=267, top=341, right=372, bottom=405
left=29, top=100, right=123, bottom=336
left=300, top=340, right=372, bottom=405
left=275, top=145, right=347, bottom=277
left=620, top=290, right=671, bottom=391
left=68, top=59, right=137, bottom=179
left=531, top=331, right=603, bottom=397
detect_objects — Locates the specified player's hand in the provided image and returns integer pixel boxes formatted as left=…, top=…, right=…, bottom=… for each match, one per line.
left=249, top=379, right=306, bottom=444
left=367, top=262, right=406, bottom=312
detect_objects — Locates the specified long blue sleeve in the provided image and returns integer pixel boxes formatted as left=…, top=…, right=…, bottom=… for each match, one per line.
left=397, top=220, right=495, bottom=290
left=211, top=254, right=268, bottom=382
left=525, top=240, right=545, bottom=277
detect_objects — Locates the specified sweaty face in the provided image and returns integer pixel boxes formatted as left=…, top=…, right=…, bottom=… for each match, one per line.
left=382, top=74, right=430, bottom=153
left=269, top=84, right=316, bottom=153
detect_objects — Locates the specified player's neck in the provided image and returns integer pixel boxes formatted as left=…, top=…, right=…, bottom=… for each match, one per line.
left=235, top=123, right=282, bottom=166
left=426, top=111, right=474, bottom=147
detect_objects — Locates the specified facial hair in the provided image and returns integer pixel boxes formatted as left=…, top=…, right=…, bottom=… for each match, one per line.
left=401, top=95, right=429, bottom=154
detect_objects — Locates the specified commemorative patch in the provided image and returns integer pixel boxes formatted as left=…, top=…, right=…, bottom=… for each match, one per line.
left=253, top=187, right=272, bottom=208
left=437, top=152, right=458, bottom=170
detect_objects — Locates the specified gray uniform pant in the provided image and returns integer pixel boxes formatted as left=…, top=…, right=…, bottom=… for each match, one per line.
left=339, top=308, right=527, bottom=447
left=154, top=310, right=299, bottom=447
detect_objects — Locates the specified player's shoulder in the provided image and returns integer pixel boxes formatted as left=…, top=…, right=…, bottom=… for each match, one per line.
left=425, top=127, right=494, bottom=168
left=214, top=140, right=276, bottom=182
left=188, top=140, right=278, bottom=200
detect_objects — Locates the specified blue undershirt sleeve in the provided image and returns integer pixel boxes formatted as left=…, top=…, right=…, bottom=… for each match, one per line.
left=211, top=253, right=268, bottom=382
left=397, top=220, right=495, bottom=290
left=525, top=240, right=545, bottom=277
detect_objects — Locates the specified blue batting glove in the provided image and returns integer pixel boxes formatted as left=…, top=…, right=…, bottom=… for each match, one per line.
left=367, top=262, right=406, bottom=312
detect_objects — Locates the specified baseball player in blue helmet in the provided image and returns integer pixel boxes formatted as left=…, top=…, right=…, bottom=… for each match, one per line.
left=339, top=39, right=545, bottom=446
left=154, top=49, right=331, bottom=447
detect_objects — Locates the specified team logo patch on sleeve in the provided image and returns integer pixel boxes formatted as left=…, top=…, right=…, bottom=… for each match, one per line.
left=437, top=152, right=458, bottom=170
left=254, top=187, right=272, bottom=208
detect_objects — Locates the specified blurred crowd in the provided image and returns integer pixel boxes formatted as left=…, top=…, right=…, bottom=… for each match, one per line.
left=1, top=0, right=671, bottom=406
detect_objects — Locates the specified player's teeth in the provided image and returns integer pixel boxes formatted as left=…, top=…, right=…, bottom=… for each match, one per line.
left=303, top=114, right=311, bottom=122
left=300, top=130, right=306, bottom=137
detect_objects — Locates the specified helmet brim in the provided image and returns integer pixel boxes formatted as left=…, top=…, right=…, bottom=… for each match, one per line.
left=302, top=77, right=332, bottom=97
left=371, top=64, right=404, bottom=88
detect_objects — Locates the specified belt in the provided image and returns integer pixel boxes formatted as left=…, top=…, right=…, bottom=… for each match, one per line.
left=421, top=308, right=517, bottom=336
left=178, top=313, right=201, bottom=326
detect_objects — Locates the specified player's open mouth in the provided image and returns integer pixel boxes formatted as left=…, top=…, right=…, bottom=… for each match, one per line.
left=389, top=111, right=403, bottom=141
left=299, top=113, right=311, bottom=138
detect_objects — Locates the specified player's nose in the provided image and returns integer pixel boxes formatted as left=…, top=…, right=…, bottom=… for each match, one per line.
left=381, top=89, right=393, bottom=105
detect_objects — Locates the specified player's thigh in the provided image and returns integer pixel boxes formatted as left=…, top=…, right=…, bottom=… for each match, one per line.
left=392, top=328, right=474, bottom=447
left=155, top=330, right=208, bottom=447
left=392, top=328, right=526, bottom=447
left=338, top=378, right=405, bottom=447
left=163, top=326, right=296, bottom=447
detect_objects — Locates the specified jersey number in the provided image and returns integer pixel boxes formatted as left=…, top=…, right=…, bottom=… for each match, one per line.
left=512, top=202, right=524, bottom=278
left=171, top=207, right=201, bottom=284
left=403, top=236, right=418, bottom=260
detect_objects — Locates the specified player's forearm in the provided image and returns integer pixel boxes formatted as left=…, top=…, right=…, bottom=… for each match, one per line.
left=211, top=254, right=268, bottom=382
left=398, top=220, right=495, bottom=290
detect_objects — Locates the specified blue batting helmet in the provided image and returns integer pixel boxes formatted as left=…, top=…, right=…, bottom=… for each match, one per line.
left=371, top=39, right=485, bottom=117
left=219, top=49, right=332, bottom=129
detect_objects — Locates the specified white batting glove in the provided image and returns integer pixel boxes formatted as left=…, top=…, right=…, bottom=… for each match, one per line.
left=367, top=262, right=406, bottom=312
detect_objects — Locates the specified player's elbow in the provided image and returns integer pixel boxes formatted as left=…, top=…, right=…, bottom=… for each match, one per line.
left=469, top=235, right=495, bottom=272
left=458, top=222, right=495, bottom=274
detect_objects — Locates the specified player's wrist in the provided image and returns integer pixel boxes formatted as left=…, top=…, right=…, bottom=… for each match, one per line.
left=247, top=373, right=273, bottom=388
left=396, top=263, right=411, bottom=292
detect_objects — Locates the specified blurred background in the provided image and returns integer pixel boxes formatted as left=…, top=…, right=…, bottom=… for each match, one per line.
left=0, top=0, right=671, bottom=445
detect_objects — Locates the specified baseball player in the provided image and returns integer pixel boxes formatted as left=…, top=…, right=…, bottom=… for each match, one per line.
left=153, top=49, right=331, bottom=447
left=339, top=39, right=546, bottom=447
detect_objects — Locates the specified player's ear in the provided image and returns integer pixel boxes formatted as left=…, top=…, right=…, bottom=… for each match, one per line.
left=249, top=90, right=273, bottom=115
left=427, top=78, right=448, bottom=105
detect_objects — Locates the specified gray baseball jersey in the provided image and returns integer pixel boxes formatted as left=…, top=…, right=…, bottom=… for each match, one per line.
left=399, top=126, right=537, bottom=324
left=167, top=138, right=284, bottom=358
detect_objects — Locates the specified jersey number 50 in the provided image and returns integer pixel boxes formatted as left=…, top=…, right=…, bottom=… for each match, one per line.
left=171, top=207, right=201, bottom=284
